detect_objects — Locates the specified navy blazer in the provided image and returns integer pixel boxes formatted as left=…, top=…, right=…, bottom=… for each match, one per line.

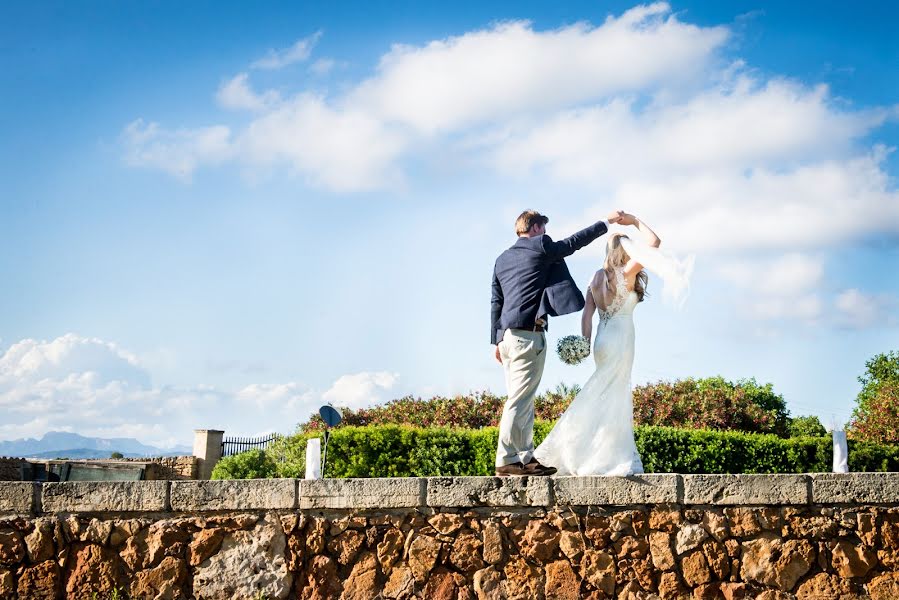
left=490, top=220, right=609, bottom=344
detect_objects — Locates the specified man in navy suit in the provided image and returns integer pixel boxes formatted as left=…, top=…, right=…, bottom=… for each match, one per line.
left=491, top=209, right=624, bottom=476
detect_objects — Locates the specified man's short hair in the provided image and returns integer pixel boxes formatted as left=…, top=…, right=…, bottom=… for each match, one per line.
left=515, top=210, right=549, bottom=235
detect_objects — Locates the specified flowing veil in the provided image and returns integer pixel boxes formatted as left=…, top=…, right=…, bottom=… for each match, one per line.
left=620, top=236, right=694, bottom=307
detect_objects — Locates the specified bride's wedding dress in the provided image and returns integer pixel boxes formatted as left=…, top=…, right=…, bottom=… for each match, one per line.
left=534, top=267, right=645, bottom=476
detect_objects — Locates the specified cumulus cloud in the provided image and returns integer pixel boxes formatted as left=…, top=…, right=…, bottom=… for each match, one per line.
left=240, top=95, right=407, bottom=191
left=834, top=289, right=898, bottom=329
left=716, top=254, right=825, bottom=323
left=0, top=335, right=396, bottom=447
left=216, top=73, right=281, bottom=111
left=251, top=32, right=322, bottom=70
left=122, top=3, right=730, bottom=189
left=322, top=371, right=399, bottom=410
left=122, top=119, right=233, bottom=180
left=349, top=5, right=728, bottom=134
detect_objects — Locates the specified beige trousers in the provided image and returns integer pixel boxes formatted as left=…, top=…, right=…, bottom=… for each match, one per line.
left=496, top=328, right=546, bottom=467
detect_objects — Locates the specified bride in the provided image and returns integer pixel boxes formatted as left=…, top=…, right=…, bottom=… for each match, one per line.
left=534, top=213, right=691, bottom=476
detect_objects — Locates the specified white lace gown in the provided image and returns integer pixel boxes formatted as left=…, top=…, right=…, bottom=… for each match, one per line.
left=534, top=268, right=645, bottom=476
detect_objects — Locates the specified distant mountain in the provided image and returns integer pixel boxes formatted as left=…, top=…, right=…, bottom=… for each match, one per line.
left=0, top=432, right=191, bottom=459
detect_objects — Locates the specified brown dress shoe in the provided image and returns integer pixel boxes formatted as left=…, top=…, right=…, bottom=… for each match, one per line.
left=495, top=462, right=527, bottom=476
left=525, top=458, right=558, bottom=476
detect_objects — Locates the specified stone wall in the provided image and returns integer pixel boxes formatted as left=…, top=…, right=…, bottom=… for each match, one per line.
left=0, top=459, right=23, bottom=482
left=1, top=474, right=899, bottom=599
left=135, top=456, right=198, bottom=481
left=0, top=456, right=198, bottom=482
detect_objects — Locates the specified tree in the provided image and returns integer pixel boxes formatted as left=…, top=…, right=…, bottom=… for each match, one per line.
left=110, top=451, right=124, bottom=459
left=788, top=415, right=826, bottom=438
left=849, top=351, right=899, bottom=443
left=211, top=449, right=277, bottom=480
left=632, top=377, right=790, bottom=436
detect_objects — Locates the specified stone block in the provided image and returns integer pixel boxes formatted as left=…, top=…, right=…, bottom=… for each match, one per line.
left=552, top=474, right=678, bottom=505
left=300, top=478, right=425, bottom=509
left=170, top=479, right=297, bottom=511
left=427, top=476, right=551, bottom=507
left=0, top=482, right=37, bottom=514
left=682, top=474, right=809, bottom=505
left=41, top=481, right=168, bottom=513
left=812, top=472, right=899, bottom=504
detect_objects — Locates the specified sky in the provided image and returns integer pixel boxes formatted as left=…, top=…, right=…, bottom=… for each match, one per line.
left=1, top=1, right=897, bottom=448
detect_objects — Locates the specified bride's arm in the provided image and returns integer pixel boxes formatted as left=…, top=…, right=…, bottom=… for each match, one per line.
left=621, top=214, right=661, bottom=275
left=581, top=271, right=601, bottom=342
left=630, top=215, right=661, bottom=248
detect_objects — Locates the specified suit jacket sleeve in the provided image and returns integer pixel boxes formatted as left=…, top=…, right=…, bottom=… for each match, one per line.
left=491, top=269, right=504, bottom=345
left=542, top=220, right=609, bottom=260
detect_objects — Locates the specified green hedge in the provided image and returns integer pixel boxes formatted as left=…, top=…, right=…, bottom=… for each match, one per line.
left=214, top=423, right=899, bottom=479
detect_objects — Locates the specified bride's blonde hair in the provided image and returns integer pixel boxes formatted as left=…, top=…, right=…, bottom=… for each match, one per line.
left=604, top=233, right=648, bottom=302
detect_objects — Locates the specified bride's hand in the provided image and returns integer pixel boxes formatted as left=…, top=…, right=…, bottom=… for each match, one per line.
left=617, top=213, right=637, bottom=226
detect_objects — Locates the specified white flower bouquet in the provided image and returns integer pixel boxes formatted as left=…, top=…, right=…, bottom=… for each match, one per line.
left=556, top=335, right=590, bottom=365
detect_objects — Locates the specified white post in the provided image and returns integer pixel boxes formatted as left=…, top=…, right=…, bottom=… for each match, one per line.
left=833, top=428, right=849, bottom=473
left=193, top=429, right=225, bottom=480
left=305, top=438, right=321, bottom=480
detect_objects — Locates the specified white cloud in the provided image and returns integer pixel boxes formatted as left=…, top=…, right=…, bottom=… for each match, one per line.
left=349, top=4, right=728, bottom=134
left=216, top=73, right=281, bottom=111
left=489, top=78, right=887, bottom=182
left=322, top=371, right=399, bottom=410
left=309, top=58, right=337, bottom=76
left=236, top=382, right=315, bottom=412
left=718, top=254, right=824, bottom=297
left=238, top=94, right=408, bottom=191
left=835, top=288, right=897, bottom=329
left=251, top=32, right=322, bottom=70
left=122, top=3, right=729, bottom=189
left=122, top=119, right=233, bottom=180
left=715, top=254, right=825, bottom=323
left=0, top=334, right=374, bottom=447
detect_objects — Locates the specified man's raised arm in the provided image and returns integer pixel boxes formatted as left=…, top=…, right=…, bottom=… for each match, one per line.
left=543, top=211, right=623, bottom=260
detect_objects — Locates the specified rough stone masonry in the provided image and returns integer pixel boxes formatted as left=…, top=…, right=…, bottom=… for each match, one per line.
left=1, top=473, right=899, bottom=599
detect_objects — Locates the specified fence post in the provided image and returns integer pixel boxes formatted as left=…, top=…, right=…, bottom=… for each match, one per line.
left=193, top=429, right=224, bottom=480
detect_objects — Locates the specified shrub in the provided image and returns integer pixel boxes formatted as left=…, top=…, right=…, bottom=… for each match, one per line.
left=297, top=377, right=790, bottom=437
left=298, top=386, right=578, bottom=433
left=632, top=377, right=789, bottom=436
left=211, top=448, right=277, bottom=480
left=849, top=351, right=899, bottom=443
left=225, top=424, right=898, bottom=479
left=788, top=415, right=827, bottom=438
left=849, top=381, right=899, bottom=443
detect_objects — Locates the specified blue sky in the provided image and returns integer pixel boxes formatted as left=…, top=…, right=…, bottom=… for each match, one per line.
left=1, top=1, right=897, bottom=447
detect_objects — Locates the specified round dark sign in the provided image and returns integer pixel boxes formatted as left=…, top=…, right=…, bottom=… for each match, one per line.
left=319, top=404, right=343, bottom=427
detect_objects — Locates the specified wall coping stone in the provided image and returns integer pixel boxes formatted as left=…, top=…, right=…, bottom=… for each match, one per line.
left=300, top=477, right=426, bottom=509
left=682, top=474, right=810, bottom=505
left=0, top=482, right=37, bottom=514
left=812, top=472, right=899, bottom=504
left=171, top=479, right=297, bottom=511
left=553, top=474, right=679, bottom=505
left=41, top=481, right=168, bottom=513
left=427, top=476, right=552, bottom=507
left=3, top=474, right=898, bottom=515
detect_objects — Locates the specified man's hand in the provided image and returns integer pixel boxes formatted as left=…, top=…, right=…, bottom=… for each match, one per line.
left=607, top=210, right=625, bottom=224
left=494, top=345, right=503, bottom=364
left=617, top=212, right=638, bottom=226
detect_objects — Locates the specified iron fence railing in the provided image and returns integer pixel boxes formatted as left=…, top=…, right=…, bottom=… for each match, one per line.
left=221, top=433, right=281, bottom=457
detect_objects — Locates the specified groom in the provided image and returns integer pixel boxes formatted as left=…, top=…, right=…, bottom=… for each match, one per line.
left=491, top=209, right=624, bottom=476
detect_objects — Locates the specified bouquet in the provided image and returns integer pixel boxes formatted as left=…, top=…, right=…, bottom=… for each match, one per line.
left=556, top=335, right=590, bottom=365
